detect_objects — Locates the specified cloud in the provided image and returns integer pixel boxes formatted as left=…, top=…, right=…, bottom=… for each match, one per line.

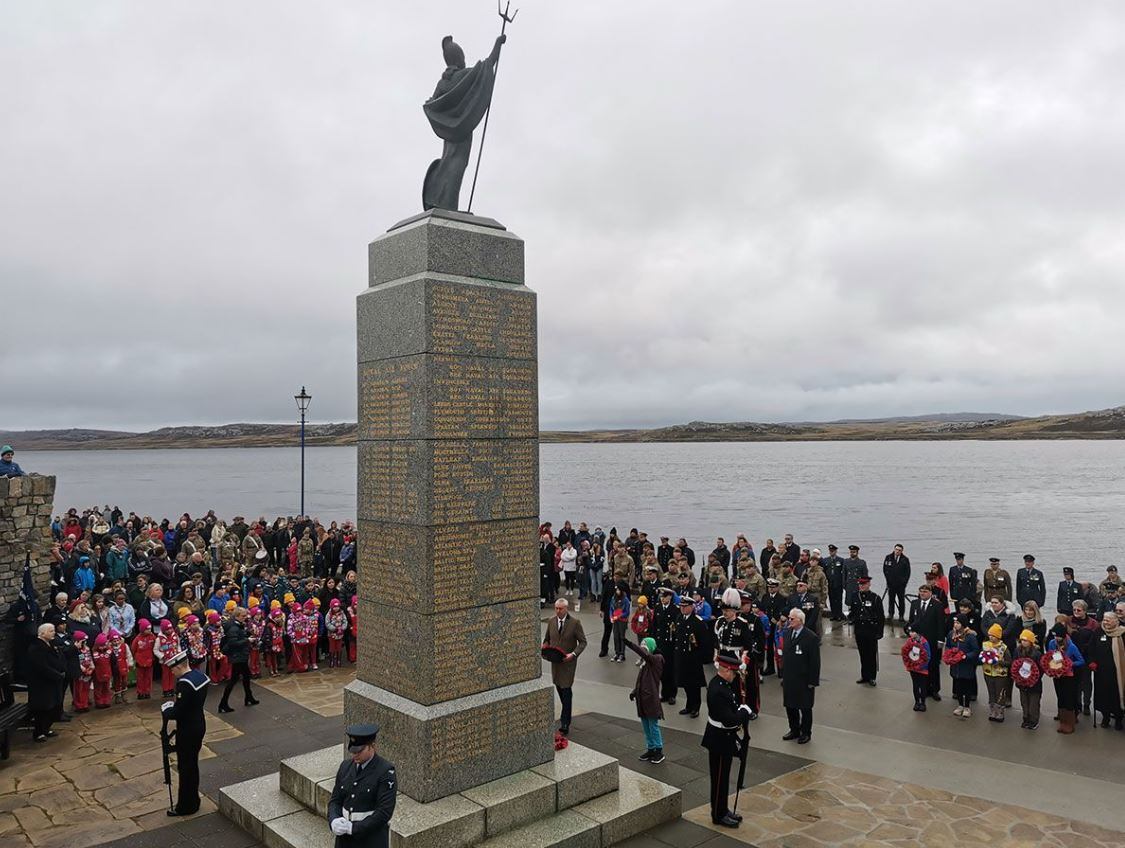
left=2, top=1, right=1123, bottom=430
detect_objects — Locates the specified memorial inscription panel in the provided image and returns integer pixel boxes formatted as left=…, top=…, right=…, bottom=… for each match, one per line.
left=428, top=281, right=536, bottom=360
left=358, top=439, right=537, bottom=525
left=358, top=355, right=536, bottom=441
left=356, top=518, right=537, bottom=613
left=357, top=599, right=540, bottom=705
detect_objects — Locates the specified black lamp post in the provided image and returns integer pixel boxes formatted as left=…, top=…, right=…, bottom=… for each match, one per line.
left=294, top=386, right=312, bottom=516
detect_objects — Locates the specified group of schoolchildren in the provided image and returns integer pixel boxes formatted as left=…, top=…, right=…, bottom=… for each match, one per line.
left=61, top=592, right=359, bottom=711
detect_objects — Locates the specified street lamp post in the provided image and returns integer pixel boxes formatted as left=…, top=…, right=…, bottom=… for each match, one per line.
left=294, top=386, right=312, bottom=516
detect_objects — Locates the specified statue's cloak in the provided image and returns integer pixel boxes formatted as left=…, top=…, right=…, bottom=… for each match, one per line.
left=423, top=60, right=496, bottom=143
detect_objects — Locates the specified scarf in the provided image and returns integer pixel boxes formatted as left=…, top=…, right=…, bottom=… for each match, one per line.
left=1105, top=624, right=1125, bottom=707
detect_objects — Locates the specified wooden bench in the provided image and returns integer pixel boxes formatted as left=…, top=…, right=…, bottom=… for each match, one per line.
left=0, top=672, right=29, bottom=759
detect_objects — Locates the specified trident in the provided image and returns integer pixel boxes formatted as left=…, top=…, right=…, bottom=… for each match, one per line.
left=466, top=0, right=518, bottom=214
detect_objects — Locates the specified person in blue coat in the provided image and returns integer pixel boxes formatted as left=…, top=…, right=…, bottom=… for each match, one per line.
left=1046, top=622, right=1086, bottom=733
left=0, top=445, right=26, bottom=477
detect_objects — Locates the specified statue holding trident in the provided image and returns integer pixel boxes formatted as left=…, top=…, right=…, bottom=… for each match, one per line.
left=422, top=2, right=516, bottom=212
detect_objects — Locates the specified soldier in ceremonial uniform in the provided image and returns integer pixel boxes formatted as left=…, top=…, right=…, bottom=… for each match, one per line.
left=850, top=576, right=885, bottom=686
left=675, top=596, right=709, bottom=717
left=983, top=557, right=1012, bottom=603
left=327, top=724, right=397, bottom=848
left=713, top=589, right=765, bottom=716
left=160, top=649, right=210, bottom=816
left=843, top=546, right=868, bottom=611
left=702, top=652, right=753, bottom=828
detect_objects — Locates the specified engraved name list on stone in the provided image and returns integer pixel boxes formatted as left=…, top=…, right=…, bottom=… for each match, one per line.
left=429, top=282, right=535, bottom=360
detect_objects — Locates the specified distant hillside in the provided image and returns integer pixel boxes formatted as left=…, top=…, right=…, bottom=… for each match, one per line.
left=4, top=406, right=1125, bottom=450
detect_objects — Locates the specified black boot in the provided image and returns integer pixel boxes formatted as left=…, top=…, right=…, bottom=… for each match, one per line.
left=218, top=702, right=234, bottom=713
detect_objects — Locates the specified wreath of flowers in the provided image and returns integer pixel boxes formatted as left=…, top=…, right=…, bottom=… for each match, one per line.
left=979, top=647, right=1001, bottom=666
left=901, top=639, right=930, bottom=674
left=1010, top=656, right=1041, bottom=688
left=1040, top=649, right=1074, bottom=679
left=941, top=646, right=966, bottom=666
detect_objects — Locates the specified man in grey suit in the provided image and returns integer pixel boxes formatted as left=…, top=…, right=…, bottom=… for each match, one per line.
left=544, top=598, right=587, bottom=735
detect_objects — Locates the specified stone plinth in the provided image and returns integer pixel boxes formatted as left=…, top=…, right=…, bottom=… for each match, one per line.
left=0, top=474, right=56, bottom=673
left=349, top=209, right=550, bottom=802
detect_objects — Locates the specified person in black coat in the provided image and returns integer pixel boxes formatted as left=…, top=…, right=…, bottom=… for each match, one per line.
left=850, top=576, right=885, bottom=685
left=981, top=596, right=1020, bottom=707
left=674, top=599, right=710, bottom=717
left=27, top=624, right=67, bottom=741
left=217, top=609, right=259, bottom=713
left=882, top=545, right=911, bottom=623
left=907, top=585, right=946, bottom=700
left=1057, top=568, right=1084, bottom=616
left=328, top=724, right=397, bottom=847
left=54, top=623, right=80, bottom=720
left=780, top=608, right=820, bottom=743
left=161, top=650, right=210, bottom=816
left=1015, top=556, right=1046, bottom=608
left=701, top=653, right=752, bottom=828
left=787, top=580, right=821, bottom=635
left=759, top=580, right=789, bottom=676
left=650, top=589, right=680, bottom=704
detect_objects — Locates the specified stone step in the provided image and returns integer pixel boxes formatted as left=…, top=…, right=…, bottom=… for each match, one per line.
left=218, top=773, right=305, bottom=845
left=570, top=767, right=682, bottom=846
left=477, top=808, right=601, bottom=848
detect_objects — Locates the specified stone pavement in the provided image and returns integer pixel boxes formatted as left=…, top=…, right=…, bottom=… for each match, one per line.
left=0, top=696, right=239, bottom=848
left=6, top=610, right=1125, bottom=848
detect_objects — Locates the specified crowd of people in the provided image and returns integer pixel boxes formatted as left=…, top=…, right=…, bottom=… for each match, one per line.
left=10, top=503, right=361, bottom=743
left=536, top=523, right=1125, bottom=751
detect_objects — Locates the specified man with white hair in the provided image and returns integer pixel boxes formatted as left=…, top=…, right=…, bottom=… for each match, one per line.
left=543, top=598, right=586, bottom=736
left=781, top=608, right=820, bottom=744
left=27, top=623, right=67, bottom=742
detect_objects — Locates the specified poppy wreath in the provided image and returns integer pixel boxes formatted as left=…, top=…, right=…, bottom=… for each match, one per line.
left=553, top=730, right=569, bottom=751
left=610, top=609, right=627, bottom=623
left=941, top=646, right=966, bottom=666
left=1040, top=649, right=1074, bottom=679
left=979, top=647, right=1001, bottom=667
left=1010, top=656, right=1041, bottom=688
left=901, top=639, right=930, bottom=674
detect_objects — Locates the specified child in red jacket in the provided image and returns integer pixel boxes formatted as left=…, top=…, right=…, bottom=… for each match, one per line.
left=287, top=603, right=309, bottom=673
left=247, top=606, right=265, bottom=677
left=265, top=605, right=286, bottom=676
left=205, top=610, right=230, bottom=683
left=107, top=628, right=132, bottom=704
left=91, top=633, right=113, bottom=709
left=304, top=599, right=320, bottom=671
left=131, top=620, right=156, bottom=699
left=156, top=620, right=181, bottom=697
left=325, top=599, right=347, bottom=667
left=73, top=631, right=93, bottom=712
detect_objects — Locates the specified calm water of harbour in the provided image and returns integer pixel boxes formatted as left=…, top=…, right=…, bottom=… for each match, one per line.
left=21, top=441, right=1125, bottom=592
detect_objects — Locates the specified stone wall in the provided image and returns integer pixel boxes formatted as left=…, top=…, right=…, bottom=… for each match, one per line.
left=0, top=475, right=56, bottom=672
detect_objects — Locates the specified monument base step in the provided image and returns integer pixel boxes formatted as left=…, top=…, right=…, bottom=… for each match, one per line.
left=220, top=744, right=679, bottom=848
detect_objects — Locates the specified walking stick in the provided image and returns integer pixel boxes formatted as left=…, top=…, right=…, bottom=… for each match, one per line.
left=160, top=712, right=177, bottom=813
left=466, top=0, right=518, bottom=213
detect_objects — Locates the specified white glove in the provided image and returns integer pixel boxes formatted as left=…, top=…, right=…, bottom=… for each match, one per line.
left=738, top=662, right=747, bottom=673
left=738, top=704, right=753, bottom=715
left=330, top=817, right=352, bottom=836
left=161, top=701, right=174, bottom=711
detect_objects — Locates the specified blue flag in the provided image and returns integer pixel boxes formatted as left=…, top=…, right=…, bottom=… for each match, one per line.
left=19, top=552, right=40, bottom=619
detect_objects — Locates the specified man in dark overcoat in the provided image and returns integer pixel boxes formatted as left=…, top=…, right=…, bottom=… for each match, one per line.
left=781, top=608, right=820, bottom=744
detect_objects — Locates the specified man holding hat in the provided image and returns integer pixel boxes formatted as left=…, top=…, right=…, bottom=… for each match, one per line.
left=702, top=652, right=753, bottom=828
left=850, top=576, right=885, bottom=685
left=160, top=648, right=210, bottom=816
left=1016, top=555, right=1046, bottom=608
left=0, top=445, right=26, bottom=478
left=327, top=724, right=397, bottom=847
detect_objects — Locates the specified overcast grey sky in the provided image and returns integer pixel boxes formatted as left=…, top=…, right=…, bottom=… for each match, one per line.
left=3, top=2, right=1124, bottom=431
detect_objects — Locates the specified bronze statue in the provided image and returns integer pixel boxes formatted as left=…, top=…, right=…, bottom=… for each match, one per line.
left=422, top=3, right=516, bottom=213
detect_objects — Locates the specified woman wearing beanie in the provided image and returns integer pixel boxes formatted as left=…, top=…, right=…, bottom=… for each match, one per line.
left=980, top=623, right=1012, bottom=722
left=625, top=636, right=666, bottom=763
left=943, top=617, right=979, bottom=718
left=1044, top=622, right=1085, bottom=734
left=1012, top=630, right=1044, bottom=729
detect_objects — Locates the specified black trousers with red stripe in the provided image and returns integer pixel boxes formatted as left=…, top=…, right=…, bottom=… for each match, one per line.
left=708, top=748, right=733, bottom=821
